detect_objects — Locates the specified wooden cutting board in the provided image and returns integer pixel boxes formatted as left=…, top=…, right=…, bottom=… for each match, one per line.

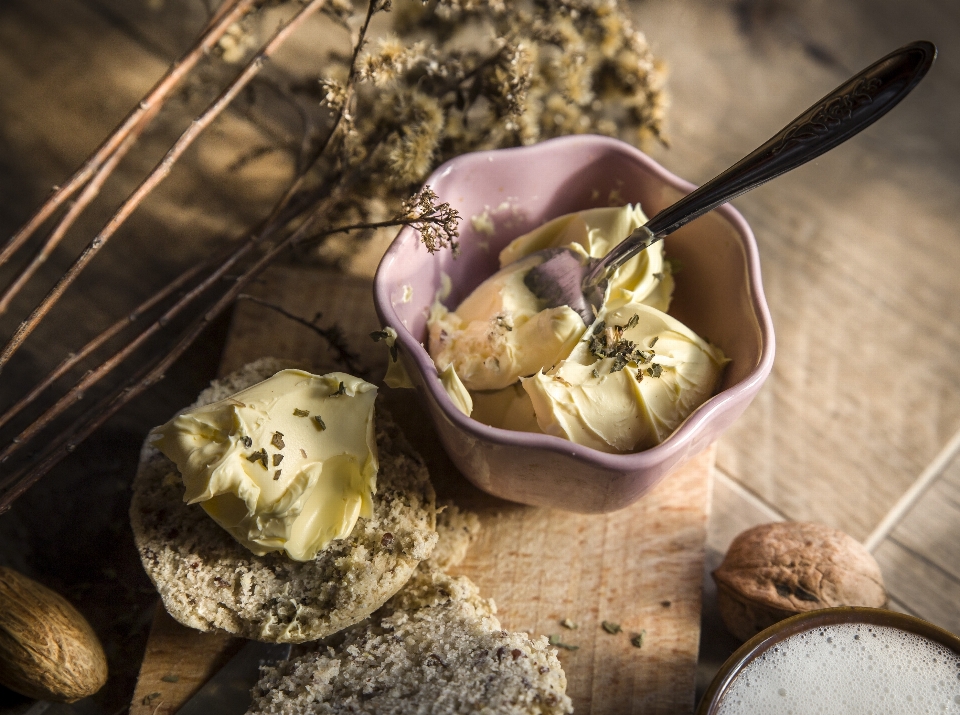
left=130, top=265, right=713, bottom=715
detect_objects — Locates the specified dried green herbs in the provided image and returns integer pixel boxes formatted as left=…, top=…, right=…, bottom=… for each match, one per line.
left=314, top=415, right=327, bottom=430
left=271, top=432, right=285, bottom=449
left=548, top=634, right=579, bottom=651
left=370, top=329, right=399, bottom=360
left=246, top=448, right=268, bottom=469
left=585, top=315, right=659, bottom=374
left=601, top=620, right=622, bottom=634
left=293, top=408, right=310, bottom=417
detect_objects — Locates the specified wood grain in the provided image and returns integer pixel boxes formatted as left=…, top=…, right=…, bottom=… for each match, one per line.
left=630, top=0, right=960, bottom=541
left=873, top=452, right=960, bottom=635
left=129, top=606, right=242, bottom=715
left=131, top=265, right=714, bottom=714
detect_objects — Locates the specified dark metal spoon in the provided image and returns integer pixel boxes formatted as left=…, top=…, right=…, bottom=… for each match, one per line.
left=524, top=40, right=937, bottom=324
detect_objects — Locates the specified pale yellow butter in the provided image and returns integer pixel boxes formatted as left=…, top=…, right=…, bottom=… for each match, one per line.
left=149, top=370, right=378, bottom=561
left=428, top=204, right=673, bottom=394
left=425, top=204, right=728, bottom=454
left=523, top=303, right=728, bottom=452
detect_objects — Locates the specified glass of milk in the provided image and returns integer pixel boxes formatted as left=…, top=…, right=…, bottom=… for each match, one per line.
left=698, top=607, right=960, bottom=715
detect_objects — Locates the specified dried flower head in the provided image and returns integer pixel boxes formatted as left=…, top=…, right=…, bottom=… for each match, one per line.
left=238, top=0, right=666, bottom=264
left=398, top=187, right=460, bottom=254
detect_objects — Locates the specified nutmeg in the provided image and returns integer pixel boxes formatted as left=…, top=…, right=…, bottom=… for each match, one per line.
left=0, top=566, right=108, bottom=702
left=712, top=522, right=887, bottom=642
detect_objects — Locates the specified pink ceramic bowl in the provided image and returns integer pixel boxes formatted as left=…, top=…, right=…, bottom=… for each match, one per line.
left=373, top=134, right=774, bottom=513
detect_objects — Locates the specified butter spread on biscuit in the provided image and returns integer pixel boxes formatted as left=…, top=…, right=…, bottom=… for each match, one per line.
left=149, top=370, right=377, bottom=561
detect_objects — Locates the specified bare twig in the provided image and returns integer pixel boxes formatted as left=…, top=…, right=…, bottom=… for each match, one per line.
left=0, top=0, right=330, bottom=373
left=0, top=0, right=258, bottom=291
left=0, top=225, right=266, bottom=469
left=0, top=255, right=216, bottom=435
left=236, top=294, right=365, bottom=375
left=0, top=114, right=397, bottom=471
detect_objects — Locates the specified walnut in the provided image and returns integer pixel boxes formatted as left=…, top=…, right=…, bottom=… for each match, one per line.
left=712, top=522, right=887, bottom=642
left=0, top=567, right=108, bottom=702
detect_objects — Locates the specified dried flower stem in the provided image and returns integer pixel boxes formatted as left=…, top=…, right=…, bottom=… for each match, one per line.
left=0, top=0, right=330, bottom=374
left=235, top=294, right=364, bottom=375
left=0, top=0, right=258, bottom=307
left=0, top=255, right=215, bottom=435
left=262, top=0, right=381, bottom=235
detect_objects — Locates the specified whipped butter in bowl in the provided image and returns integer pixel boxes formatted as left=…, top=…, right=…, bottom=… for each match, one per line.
left=373, top=134, right=775, bottom=512
left=427, top=203, right=729, bottom=454
left=150, top=369, right=378, bottom=561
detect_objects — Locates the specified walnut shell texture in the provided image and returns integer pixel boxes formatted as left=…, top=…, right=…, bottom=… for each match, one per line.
left=0, top=567, right=108, bottom=702
left=712, top=522, right=887, bottom=642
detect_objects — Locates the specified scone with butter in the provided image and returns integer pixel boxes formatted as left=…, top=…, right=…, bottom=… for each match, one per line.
left=130, top=358, right=438, bottom=643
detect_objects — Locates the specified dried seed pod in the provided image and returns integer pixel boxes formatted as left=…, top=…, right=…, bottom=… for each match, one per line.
left=712, top=522, right=887, bottom=642
left=0, top=566, right=108, bottom=701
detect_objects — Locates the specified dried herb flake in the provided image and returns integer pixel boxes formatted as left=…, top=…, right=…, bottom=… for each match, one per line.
left=560, top=618, right=578, bottom=630
left=161, top=675, right=179, bottom=683
left=293, top=408, right=310, bottom=417
left=602, top=621, right=622, bottom=634
left=314, top=415, right=327, bottom=431
left=246, top=449, right=268, bottom=469
left=271, top=432, right=285, bottom=449
left=273, top=469, right=282, bottom=481
left=631, top=630, right=646, bottom=648
left=273, top=453, right=284, bottom=467
left=548, top=634, right=579, bottom=651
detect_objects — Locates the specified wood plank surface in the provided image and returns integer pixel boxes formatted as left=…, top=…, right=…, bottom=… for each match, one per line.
left=130, top=606, right=242, bottom=715
left=873, top=451, right=960, bottom=635
left=631, top=0, right=960, bottom=542
left=130, top=265, right=714, bottom=714
left=4, top=0, right=958, bottom=711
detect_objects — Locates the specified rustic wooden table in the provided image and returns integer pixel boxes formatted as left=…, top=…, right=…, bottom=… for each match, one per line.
left=1, top=0, right=958, bottom=712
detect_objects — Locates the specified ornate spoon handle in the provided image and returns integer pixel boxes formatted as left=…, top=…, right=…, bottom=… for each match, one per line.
left=585, top=40, right=936, bottom=288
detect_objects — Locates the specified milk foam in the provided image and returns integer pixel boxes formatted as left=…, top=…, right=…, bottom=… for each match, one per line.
left=718, top=623, right=960, bottom=715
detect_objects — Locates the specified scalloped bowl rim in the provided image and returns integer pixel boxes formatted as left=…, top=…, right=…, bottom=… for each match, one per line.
left=374, top=134, right=775, bottom=469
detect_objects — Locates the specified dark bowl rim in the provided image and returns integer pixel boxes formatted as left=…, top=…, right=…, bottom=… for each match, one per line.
left=373, top=133, right=776, bottom=469
left=696, top=606, right=960, bottom=714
